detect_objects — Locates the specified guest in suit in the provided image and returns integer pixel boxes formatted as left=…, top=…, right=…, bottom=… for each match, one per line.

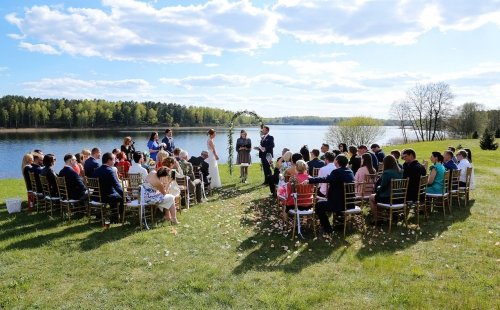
left=255, top=126, right=274, bottom=185
left=402, top=148, right=426, bottom=202
left=189, top=151, right=210, bottom=184
left=29, top=152, right=44, bottom=194
left=41, top=154, right=58, bottom=197
left=358, top=145, right=378, bottom=169
left=161, top=129, right=175, bottom=155
left=59, top=154, right=88, bottom=201
left=179, top=150, right=203, bottom=203
left=371, top=144, right=386, bottom=164
left=93, top=152, right=124, bottom=223
left=303, top=154, right=355, bottom=234
left=307, top=149, right=325, bottom=175
left=84, top=147, right=101, bottom=178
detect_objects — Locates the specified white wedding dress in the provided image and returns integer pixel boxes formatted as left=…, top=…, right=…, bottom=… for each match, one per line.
left=206, top=138, right=222, bottom=188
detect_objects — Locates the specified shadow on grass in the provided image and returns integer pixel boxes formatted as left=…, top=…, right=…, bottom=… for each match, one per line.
left=233, top=196, right=347, bottom=274
left=355, top=200, right=474, bottom=260
left=79, top=224, right=136, bottom=251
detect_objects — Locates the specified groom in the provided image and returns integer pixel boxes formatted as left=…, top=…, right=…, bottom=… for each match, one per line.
left=256, top=126, right=274, bottom=185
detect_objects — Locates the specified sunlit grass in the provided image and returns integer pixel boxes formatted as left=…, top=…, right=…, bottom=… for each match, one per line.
left=0, top=139, right=499, bottom=309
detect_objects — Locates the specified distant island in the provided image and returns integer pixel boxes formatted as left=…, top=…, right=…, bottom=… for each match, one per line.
left=0, top=95, right=397, bottom=129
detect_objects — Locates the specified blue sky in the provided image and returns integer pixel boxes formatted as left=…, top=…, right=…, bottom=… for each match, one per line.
left=1, top=0, right=499, bottom=118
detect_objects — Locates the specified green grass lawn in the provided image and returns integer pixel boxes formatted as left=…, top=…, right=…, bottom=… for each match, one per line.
left=1, top=139, right=499, bottom=309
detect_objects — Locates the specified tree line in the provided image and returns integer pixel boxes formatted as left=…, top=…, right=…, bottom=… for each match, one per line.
left=390, top=82, right=500, bottom=142
left=0, top=95, right=262, bottom=128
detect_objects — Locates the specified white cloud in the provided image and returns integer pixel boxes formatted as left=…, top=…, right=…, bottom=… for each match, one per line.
left=19, top=42, right=61, bottom=55
left=6, top=0, right=278, bottom=63
left=23, top=77, right=152, bottom=97
left=204, top=63, right=219, bottom=67
left=274, top=0, right=500, bottom=45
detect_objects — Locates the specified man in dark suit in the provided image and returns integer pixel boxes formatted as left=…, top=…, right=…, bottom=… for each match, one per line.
left=255, top=126, right=274, bottom=185
left=29, top=152, right=44, bottom=194
left=371, top=143, right=386, bottom=164
left=402, top=148, right=426, bottom=202
left=84, top=147, right=101, bottom=178
left=93, top=152, right=124, bottom=223
left=189, top=151, right=210, bottom=184
left=304, top=154, right=355, bottom=234
left=59, top=154, right=88, bottom=201
left=358, top=145, right=378, bottom=168
left=307, top=149, right=325, bottom=175
left=161, top=129, right=175, bottom=154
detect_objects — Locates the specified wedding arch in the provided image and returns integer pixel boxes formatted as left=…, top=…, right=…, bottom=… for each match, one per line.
left=227, top=110, right=264, bottom=175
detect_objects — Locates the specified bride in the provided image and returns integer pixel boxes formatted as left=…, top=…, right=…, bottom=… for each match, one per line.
left=206, top=128, right=222, bottom=188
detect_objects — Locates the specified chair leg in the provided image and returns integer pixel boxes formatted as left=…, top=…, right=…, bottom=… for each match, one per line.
left=291, top=214, right=296, bottom=240
left=388, top=209, right=392, bottom=233
left=343, top=215, right=347, bottom=238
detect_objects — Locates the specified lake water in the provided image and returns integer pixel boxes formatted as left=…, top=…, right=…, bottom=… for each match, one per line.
left=0, top=125, right=406, bottom=179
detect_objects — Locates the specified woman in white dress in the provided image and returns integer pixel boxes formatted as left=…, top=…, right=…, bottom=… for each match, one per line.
left=206, top=128, right=222, bottom=188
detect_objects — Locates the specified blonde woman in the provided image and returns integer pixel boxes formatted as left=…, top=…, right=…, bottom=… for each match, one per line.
left=21, top=153, right=34, bottom=209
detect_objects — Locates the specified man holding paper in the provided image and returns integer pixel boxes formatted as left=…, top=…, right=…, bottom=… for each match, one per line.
left=254, top=126, right=274, bottom=185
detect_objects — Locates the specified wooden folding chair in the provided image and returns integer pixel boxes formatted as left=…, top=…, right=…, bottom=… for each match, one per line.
left=56, top=176, right=86, bottom=224
left=39, top=175, right=60, bottom=216
left=288, top=184, right=316, bottom=239
left=427, top=170, right=450, bottom=217
left=86, top=177, right=106, bottom=226
left=28, top=171, right=46, bottom=212
left=358, top=173, right=377, bottom=209
left=343, top=183, right=364, bottom=238
left=312, top=167, right=321, bottom=177
left=376, top=162, right=384, bottom=178
left=376, top=178, right=409, bottom=233
left=449, top=169, right=461, bottom=208
left=458, top=167, right=473, bottom=206
left=176, top=175, right=195, bottom=209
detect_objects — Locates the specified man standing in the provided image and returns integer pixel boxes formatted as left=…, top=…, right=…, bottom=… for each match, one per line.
left=401, top=148, right=426, bottom=202
left=84, top=147, right=101, bottom=178
left=93, top=152, right=124, bottom=223
left=161, top=129, right=175, bottom=155
left=255, top=126, right=274, bottom=185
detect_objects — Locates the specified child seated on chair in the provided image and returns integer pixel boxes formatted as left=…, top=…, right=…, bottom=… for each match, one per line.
left=278, top=160, right=310, bottom=219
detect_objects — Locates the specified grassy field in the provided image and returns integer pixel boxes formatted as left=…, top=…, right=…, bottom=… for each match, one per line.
left=0, top=139, right=499, bottom=309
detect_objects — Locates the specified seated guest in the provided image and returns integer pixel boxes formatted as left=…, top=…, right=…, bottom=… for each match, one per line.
left=319, top=143, right=330, bottom=160
left=426, top=152, right=446, bottom=194
left=284, top=153, right=303, bottom=180
left=59, top=154, right=88, bottom=202
left=358, top=145, right=378, bottom=168
left=338, top=143, right=348, bottom=156
left=463, top=148, right=475, bottom=188
left=303, top=154, right=355, bottom=234
left=354, top=153, right=376, bottom=195
left=270, top=149, right=292, bottom=196
left=369, top=155, right=403, bottom=223
left=276, top=150, right=292, bottom=173
left=75, top=153, right=85, bottom=178
left=22, top=153, right=34, bottom=192
left=278, top=160, right=310, bottom=209
left=443, top=150, right=458, bottom=171
left=84, top=148, right=101, bottom=178
left=371, top=144, right=385, bottom=164
left=317, top=151, right=336, bottom=198
left=179, top=150, right=203, bottom=203
left=189, top=151, right=210, bottom=184
left=156, top=150, right=169, bottom=169
left=448, top=146, right=458, bottom=163
left=112, top=148, right=120, bottom=165
left=115, top=151, right=131, bottom=177
left=402, top=148, right=426, bottom=202
left=348, top=145, right=361, bottom=175
left=390, top=149, right=403, bottom=169
left=144, top=167, right=178, bottom=224
left=307, top=149, right=325, bottom=175
left=41, top=154, right=58, bottom=197
left=29, top=152, right=44, bottom=194
left=456, top=150, right=472, bottom=187
left=300, top=145, right=310, bottom=162
left=93, top=152, right=124, bottom=223
left=172, top=148, right=181, bottom=161
left=128, top=151, right=148, bottom=181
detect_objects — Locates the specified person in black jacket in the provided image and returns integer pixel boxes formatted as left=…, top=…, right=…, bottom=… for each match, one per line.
left=303, top=154, right=355, bottom=234
left=84, top=147, right=101, bottom=178
left=59, top=154, right=88, bottom=201
left=307, top=149, right=325, bottom=175
left=41, top=154, right=58, bottom=197
left=93, top=152, right=124, bottom=223
left=189, top=151, right=210, bottom=184
left=29, top=152, right=44, bottom=194
left=402, top=148, right=426, bottom=202
left=255, top=126, right=274, bottom=185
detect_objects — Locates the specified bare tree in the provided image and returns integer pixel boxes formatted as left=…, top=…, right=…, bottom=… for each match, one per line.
left=403, top=82, right=454, bottom=141
left=390, top=100, right=409, bottom=143
left=326, top=116, right=385, bottom=146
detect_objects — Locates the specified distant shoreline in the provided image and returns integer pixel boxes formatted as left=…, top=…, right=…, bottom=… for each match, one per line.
left=0, top=126, right=258, bottom=133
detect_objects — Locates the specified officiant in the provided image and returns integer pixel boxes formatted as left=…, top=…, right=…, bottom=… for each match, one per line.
left=236, top=130, right=252, bottom=183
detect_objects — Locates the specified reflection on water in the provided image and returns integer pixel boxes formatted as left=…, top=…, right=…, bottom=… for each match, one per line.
left=0, top=125, right=405, bottom=179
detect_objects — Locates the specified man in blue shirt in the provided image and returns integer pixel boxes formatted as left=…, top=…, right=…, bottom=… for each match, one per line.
left=443, top=150, right=458, bottom=170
